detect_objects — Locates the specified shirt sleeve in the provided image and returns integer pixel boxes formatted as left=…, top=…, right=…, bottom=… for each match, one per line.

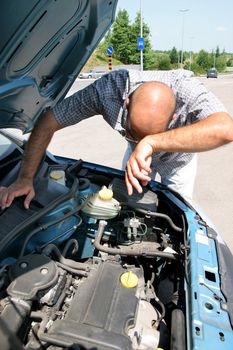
left=52, top=69, right=128, bottom=128
left=52, top=79, right=104, bottom=127
left=175, top=72, right=227, bottom=125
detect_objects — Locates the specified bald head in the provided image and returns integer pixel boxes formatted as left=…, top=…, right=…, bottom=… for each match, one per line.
left=127, top=81, right=176, bottom=140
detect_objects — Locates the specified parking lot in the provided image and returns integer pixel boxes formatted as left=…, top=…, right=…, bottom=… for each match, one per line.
left=193, top=75, right=233, bottom=252
left=48, top=73, right=233, bottom=252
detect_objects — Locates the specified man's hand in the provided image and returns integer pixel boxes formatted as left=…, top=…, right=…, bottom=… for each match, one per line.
left=125, top=137, right=153, bottom=195
left=0, top=178, right=35, bottom=210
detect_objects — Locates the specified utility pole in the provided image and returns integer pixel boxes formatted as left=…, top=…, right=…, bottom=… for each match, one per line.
left=140, top=0, right=143, bottom=71
left=189, top=37, right=194, bottom=71
left=180, top=9, right=189, bottom=68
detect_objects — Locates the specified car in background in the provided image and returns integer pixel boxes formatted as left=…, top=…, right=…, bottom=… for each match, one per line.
left=79, top=69, right=107, bottom=79
left=207, top=67, right=218, bottom=78
left=1, top=1, right=233, bottom=350
left=78, top=70, right=94, bottom=79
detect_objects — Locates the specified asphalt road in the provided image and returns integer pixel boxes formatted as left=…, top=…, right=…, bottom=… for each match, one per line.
left=193, top=75, right=233, bottom=252
left=48, top=74, right=233, bottom=252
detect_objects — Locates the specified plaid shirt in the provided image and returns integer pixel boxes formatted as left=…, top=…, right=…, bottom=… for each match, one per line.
left=53, top=69, right=227, bottom=177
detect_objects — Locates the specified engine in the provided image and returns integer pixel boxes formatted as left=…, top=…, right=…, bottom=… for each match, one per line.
left=0, top=160, right=186, bottom=350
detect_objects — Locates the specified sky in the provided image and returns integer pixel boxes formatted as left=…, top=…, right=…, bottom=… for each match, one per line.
left=116, top=0, right=233, bottom=53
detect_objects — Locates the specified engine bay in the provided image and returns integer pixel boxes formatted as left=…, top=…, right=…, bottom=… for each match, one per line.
left=0, top=145, right=188, bottom=350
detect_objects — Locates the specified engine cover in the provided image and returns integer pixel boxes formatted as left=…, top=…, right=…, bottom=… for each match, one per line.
left=40, top=260, right=144, bottom=350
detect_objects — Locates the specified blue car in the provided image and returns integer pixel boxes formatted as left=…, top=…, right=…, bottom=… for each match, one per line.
left=0, top=1, right=233, bottom=349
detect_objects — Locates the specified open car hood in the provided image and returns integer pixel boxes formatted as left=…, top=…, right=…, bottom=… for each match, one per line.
left=0, top=0, right=117, bottom=132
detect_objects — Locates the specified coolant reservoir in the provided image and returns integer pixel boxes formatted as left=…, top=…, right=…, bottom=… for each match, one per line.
left=49, top=170, right=66, bottom=186
left=81, top=186, right=121, bottom=220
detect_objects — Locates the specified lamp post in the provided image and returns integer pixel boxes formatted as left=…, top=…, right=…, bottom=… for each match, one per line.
left=180, top=9, right=189, bottom=68
left=189, top=36, right=194, bottom=71
left=140, top=0, right=143, bottom=71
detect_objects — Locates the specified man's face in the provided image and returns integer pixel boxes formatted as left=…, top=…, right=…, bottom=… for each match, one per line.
left=127, top=102, right=173, bottom=141
left=123, top=82, right=176, bottom=143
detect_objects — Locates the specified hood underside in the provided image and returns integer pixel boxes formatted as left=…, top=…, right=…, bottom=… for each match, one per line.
left=0, top=0, right=117, bottom=133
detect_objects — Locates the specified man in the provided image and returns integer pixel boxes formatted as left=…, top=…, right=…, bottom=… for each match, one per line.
left=0, top=69, right=233, bottom=209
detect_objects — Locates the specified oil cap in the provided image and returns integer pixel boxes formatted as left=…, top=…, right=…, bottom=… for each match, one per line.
left=120, top=271, right=138, bottom=288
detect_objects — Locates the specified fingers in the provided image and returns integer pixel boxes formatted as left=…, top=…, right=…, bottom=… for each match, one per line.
left=127, top=156, right=151, bottom=182
left=0, top=183, right=35, bottom=210
left=125, top=163, right=143, bottom=195
left=125, top=140, right=154, bottom=196
left=0, top=187, right=17, bottom=210
left=133, top=143, right=153, bottom=174
left=136, top=154, right=152, bottom=174
left=24, top=189, right=35, bottom=209
left=125, top=159, right=151, bottom=196
left=0, top=186, right=7, bottom=210
left=140, top=169, right=150, bottom=187
left=145, top=156, right=152, bottom=173
left=3, top=191, right=15, bottom=209
left=125, top=170, right=133, bottom=196
left=0, top=188, right=20, bottom=209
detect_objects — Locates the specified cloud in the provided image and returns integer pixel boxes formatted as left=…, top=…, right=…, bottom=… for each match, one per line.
left=216, top=26, right=227, bottom=32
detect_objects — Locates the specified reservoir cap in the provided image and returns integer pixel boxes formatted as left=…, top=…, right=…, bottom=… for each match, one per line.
left=98, top=186, right=113, bottom=200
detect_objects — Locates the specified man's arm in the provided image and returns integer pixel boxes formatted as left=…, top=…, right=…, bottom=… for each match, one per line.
left=0, top=110, right=61, bottom=209
left=125, top=112, right=233, bottom=195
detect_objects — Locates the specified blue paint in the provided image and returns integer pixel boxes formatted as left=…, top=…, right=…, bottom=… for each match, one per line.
left=163, top=189, right=233, bottom=349
left=26, top=198, right=81, bottom=253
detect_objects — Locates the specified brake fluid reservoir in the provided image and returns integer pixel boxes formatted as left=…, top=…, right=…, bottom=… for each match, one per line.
left=81, top=186, right=121, bottom=220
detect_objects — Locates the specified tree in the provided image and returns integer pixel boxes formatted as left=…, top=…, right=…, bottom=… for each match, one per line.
left=155, top=52, right=171, bottom=70
left=227, top=56, right=233, bottom=67
left=184, top=61, right=203, bottom=75
left=196, top=50, right=212, bottom=71
left=169, top=47, right=179, bottom=65
left=215, top=45, right=220, bottom=58
left=129, top=12, right=154, bottom=69
left=110, top=9, right=131, bottom=64
left=216, top=55, right=227, bottom=72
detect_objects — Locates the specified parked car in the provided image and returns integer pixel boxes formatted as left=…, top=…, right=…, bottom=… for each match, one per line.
left=78, top=70, right=95, bottom=79
left=79, top=70, right=107, bottom=79
left=207, top=68, right=218, bottom=78
left=0, top=1, right=233, bottom=350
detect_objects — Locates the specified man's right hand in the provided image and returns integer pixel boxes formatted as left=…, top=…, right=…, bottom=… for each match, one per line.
left=0, top=178, right=35, bottom=210
left=125, top=137, right=153, bottom=196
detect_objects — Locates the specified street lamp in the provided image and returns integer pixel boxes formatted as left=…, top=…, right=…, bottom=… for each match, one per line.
left=140, top=0, right=143, bottom=71
left=180, top=9, right=189, bottom=68
left=189, top=36, right=194, bottom=71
